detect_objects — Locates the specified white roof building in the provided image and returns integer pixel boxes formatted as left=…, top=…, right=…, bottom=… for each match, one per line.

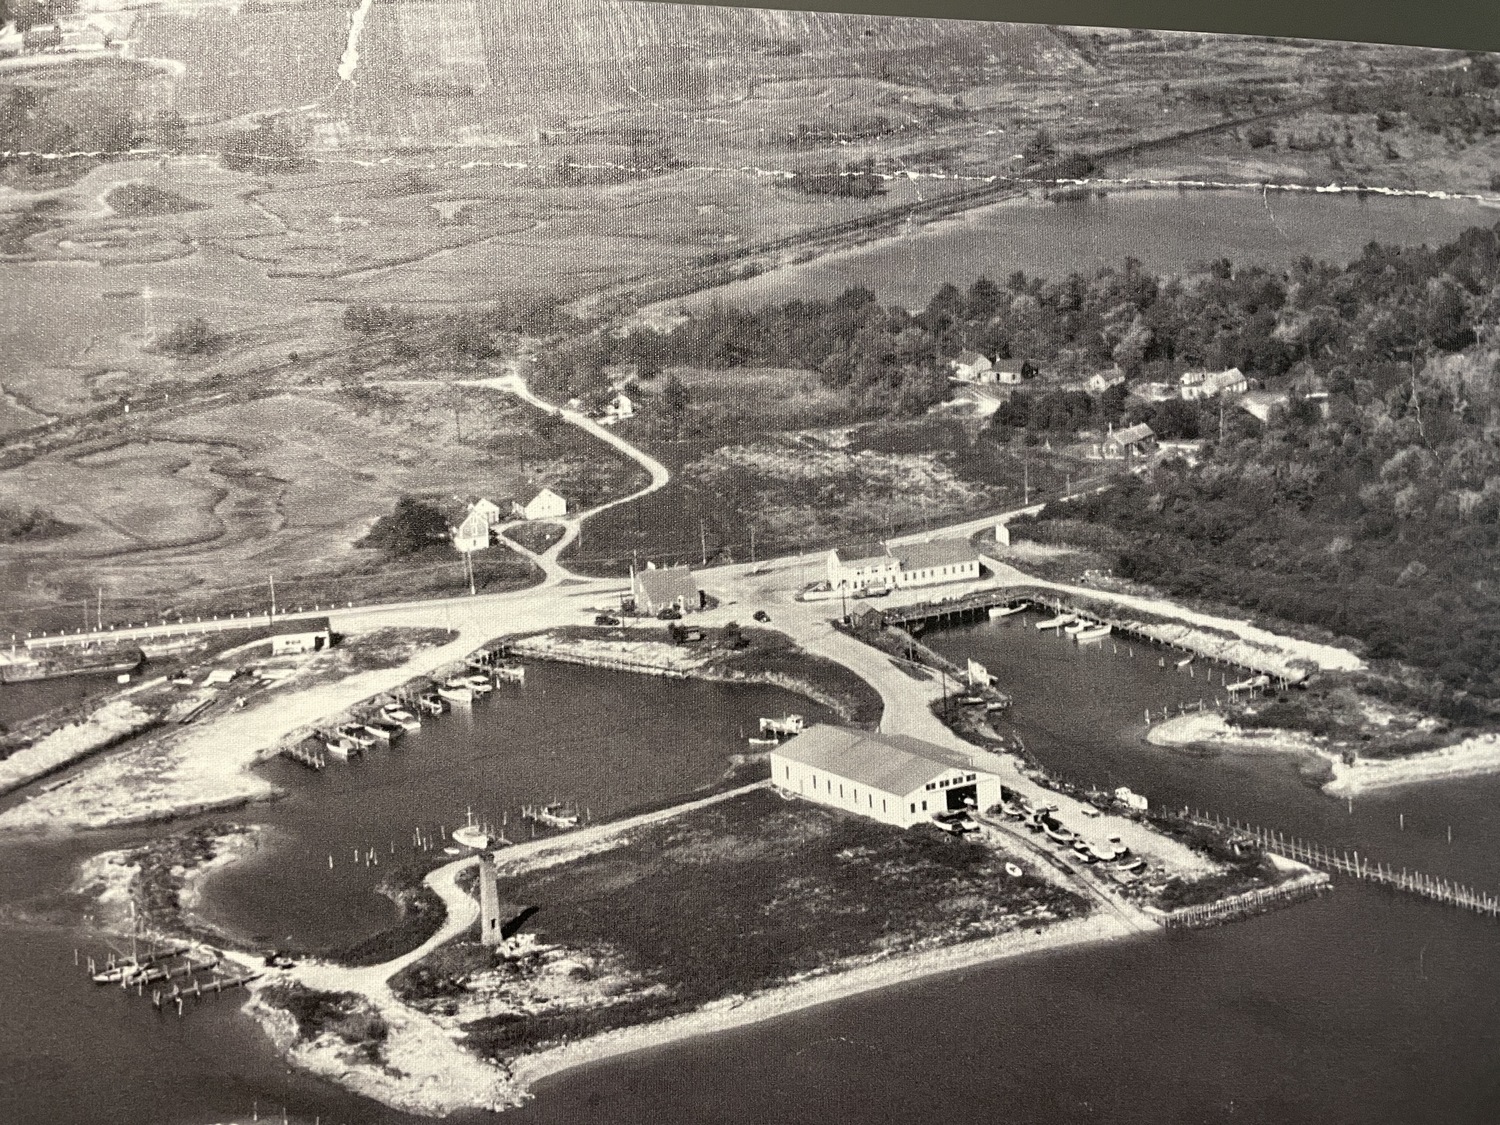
left=771, top=725, right=1001, bottom=829
left=453, top=507, right=492, bottom=552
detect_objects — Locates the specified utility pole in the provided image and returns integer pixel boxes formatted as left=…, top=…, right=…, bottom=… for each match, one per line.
left=97, top=587, right=103, bottom=632
left=1023, top=460, right=1029, bottom=505
left=1219, top=399, right=1225, bottom=442
left=268, top=575, right=276, bottom=620
left=749, top=525, right=756, bottom=565
left=466, top=550, right=476, bottom=596
left=699, top=518, right=708, bottom=566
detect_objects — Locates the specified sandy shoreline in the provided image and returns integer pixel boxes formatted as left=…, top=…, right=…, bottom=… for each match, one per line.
left=510, top=911, right=1137, bottom=1097
left=1145, top=712, right=1500, bottom=796
left=1326, top=732, right=1500, bottom=797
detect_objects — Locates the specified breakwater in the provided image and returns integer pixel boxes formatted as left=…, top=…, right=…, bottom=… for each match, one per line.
left=1185, top=810, right=1500, bottom=921
left=1160, top=872, right=1331, bottom=929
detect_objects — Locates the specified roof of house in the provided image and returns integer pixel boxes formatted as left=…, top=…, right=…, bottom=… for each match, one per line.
left=1204, top=367, right=1246, bottom=390
left=633, top=565, right=698, bottom=605
left=456, top=509, right=491, bottom=534
left=894, top=538, right=978, bottom=571
left=268, top=615, right=331, bottom=638
left=528, top=486, right=564, bottom=504
left=953, top=350, right=990, bottom=367
left=833, top=542, right=893, bottom=564
left=772, top=725, right=991, bottom=797
left=1107, top=423, right=1156, bottom=446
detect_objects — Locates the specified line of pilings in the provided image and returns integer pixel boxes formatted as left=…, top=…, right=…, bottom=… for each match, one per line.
left=1162, top=876, right=1330, bottom=929
left=1185, top=809, right=1500, bottom=920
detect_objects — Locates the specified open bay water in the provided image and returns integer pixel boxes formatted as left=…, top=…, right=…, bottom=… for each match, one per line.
left=683, top=188, right=1499, bottom=311
left=0, top=663, right=835, bottom=1125
left=505, top=615, right=1500, bottom=1125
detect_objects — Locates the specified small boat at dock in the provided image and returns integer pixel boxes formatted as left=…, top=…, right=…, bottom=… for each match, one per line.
left=323, top=737, right=360, bottom=760
left=494, top=664, right=526, bottom=683
left=1036, top=613, right=1077, bottom=631
left=362, top=721, right=403, bottom=742
left=438, top=683, right=474, bottom=706
left=464, top=674, right=495, bottom=694
left=417, top=694, right=445, bottom=716
left=988, top=603, right=1027, bottom=620
left=1175, top=655, right=1195, bottom=668
left=1063, top=619, right=1093, bottom=635
left=759, top=714, right=805, bottom=737
left=335, top=724, right=375, bottom=749
left=452, top=807, right=491, bottom=850
left=1074, top=624, right=1112, bottom=643
left=381, top=705, right=421, bottom=730
left=523, top=802, right=581, bottom=830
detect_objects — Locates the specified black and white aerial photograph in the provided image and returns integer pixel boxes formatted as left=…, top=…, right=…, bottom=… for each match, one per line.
left=1, top=0, right=1498, bottom=1120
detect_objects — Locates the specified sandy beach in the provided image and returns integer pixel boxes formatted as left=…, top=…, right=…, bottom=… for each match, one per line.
left=1326, top=732, right=1500, bottom=797
left=508, top=911, right=1138, bottom=1098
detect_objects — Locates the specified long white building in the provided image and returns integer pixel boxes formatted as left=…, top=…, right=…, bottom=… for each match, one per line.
left=826, top=538, right=981, bottom=592
left=770, top=725, right=1000, bottom=829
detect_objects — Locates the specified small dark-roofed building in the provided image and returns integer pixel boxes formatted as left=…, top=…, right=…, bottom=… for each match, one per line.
left=1099, top=422, right=1156, bottom=460
left=268, top=615, right=332, bottom=656
left=770, top=725, right=1000, bottom=828
left=632, top=564, right=700, bottom=615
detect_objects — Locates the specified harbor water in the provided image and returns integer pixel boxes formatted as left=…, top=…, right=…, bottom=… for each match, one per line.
left=3, top=625, right=1499, bottom=1123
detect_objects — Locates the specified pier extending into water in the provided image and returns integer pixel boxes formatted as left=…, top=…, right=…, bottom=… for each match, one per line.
left=1185, top=810, right=1500, bottom=920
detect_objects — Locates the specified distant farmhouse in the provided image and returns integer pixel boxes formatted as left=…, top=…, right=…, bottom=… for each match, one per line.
left=827, top=538, right=980, bottom=593
left=513, top=487, right=567, bottom=521
left=631, top=563, right=701, bottom=614
left=599, top=392, right=635, bottom=423
left=949, top=350, right=993, bottom=382
left=770, top=725, right=1000, bottom=828
left=269, top=616, right=332, bottom=656
left=452, top=499, right=500, bottom=552
left=1097, top=422, right=1156, bottom=460
left=1086, top=370, right=1126, bottom=395
left=1238, top=389, right=1289, bottom=422
left=1179, top=367, right=1248, bottom=401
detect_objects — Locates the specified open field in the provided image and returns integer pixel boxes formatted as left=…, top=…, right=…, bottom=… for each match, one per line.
left=0, top=381, right=651, bottom=632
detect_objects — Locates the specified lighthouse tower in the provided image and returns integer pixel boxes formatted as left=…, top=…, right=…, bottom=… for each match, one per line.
left=478, top=853, right=504, bottom=945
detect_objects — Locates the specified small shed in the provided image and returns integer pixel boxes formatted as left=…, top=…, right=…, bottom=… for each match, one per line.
left=269, top=616, right=332, bottom=656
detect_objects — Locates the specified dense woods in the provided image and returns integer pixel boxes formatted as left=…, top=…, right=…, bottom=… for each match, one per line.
left=1003, top=222, right=1500, bottom=711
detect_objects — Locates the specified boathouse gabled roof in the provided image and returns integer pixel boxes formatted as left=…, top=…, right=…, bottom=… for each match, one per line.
left=893, top=538, right=978, bottom=571
left=267, top=615, right=331, bottom=637
left=772, top=725, right=989, bottom=798
left=1108, top=422, right=1155, bottom=446
left=833, top=542, right=892, bottom=564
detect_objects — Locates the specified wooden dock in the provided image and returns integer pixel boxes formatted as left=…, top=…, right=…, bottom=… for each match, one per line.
left=280, top=740, right=326, bottom=771
left=1185, top=809, right=1500, bottom=920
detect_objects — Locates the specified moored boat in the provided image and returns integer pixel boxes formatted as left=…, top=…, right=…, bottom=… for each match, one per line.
left=438, top=683, right=474, bottom=706
left=1074, top=624, right=1112, bottom=642
left=323, top=737, right=359, bottom=760
left=464, top=674, right=495, bottom=694
left=1175, top=655, right=1195, bottom=668
left=524, top=802, right=581, bottom=830
left=1063, top=619, right=1093, bottom=635
left=1004, top=862, right=1024, bottom=878
left=381, top=706, right=421, bottom=730
left=417, top=693, right=445, bottom=715
left=335, top=724, right=375, bottom=749
left=1036, top=613, right=1077, bottom=631
left=452, top=807, right=491, bottom=850
left=988, top=603, right=1027, bottom=620
left=362, top=721, right=402, bottom=742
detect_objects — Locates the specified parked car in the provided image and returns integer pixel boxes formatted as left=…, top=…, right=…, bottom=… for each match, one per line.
left=657, top=607, right=682, bottom=620
left=752, top=610, right=770, bottom=623
left=594, top=614, right=621, bottom=626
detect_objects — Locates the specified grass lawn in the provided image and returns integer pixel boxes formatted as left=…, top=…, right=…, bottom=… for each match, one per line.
left=422, top=789, right=1084, bottom=1057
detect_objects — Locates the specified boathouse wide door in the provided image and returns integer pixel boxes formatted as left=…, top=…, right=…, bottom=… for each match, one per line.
left=946, top=784, right=977, bottom=812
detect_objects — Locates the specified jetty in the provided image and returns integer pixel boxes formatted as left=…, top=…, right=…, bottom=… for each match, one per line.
left=1185, top=809, right=1500, bottom=921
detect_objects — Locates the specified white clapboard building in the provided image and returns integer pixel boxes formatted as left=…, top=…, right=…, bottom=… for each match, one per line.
left=770, top=725, right=1000, bottom=829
